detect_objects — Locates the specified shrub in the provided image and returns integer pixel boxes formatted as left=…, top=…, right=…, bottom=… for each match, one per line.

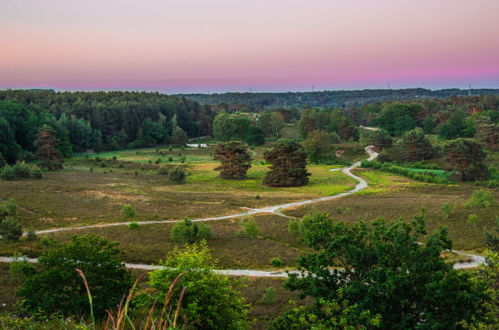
left=261, top=288, right=276, bottom=305
left=288, top=219, right=300, bottom=236
left=100, top=162, right=106, bottom=168
left=0, top=200, right=17, bottom=218
left=168, top=156, right=173, bottom=162
left=467, top=214, right=479, bottom=227
left=270, top=257, right=284, bottom=267
left=465, top=189, right=495, bottom=208
left=128, top=221, right=139, bottom=230
left=26, top=230, right=37, bottom=241
left=28, top=165, right=42, bottom=179
left=0, top=165, right=15, bottom=181
left=0, top=217, right=23, bottom=241
left=121, top=204, right=136, bottom=218
left=168, top=166, right=186, bottom=184
left=118, top=162, right=124, bottom=168
left=158, top=166, right=170, bottom=176
left=440, top=203, right=453, bottom=220
left=13, top=162, right=31, bottom=179
left=171, top=218, right=211, bottom=243
left=239, top=217, right=260, bottom=238
left=180, top=155, right=186, bottom=163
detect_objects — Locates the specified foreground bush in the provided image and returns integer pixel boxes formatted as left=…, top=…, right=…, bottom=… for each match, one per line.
left=149, top=242, right=250, bottom=329
left=171, top=218, right=211, bottom=243
left=0, top=162, right=42, bottom=181
left=12, top=235, right=132, bottom=318
left=0, top=217, right=23, bottom=241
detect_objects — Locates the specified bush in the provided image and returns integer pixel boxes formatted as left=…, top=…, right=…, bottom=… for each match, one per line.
left=239, top=217, right=260, bottom=238
left=13, top=235, right=132, bottom=318
left=467, top=214, right=479, bottom=227
left=128, top=221, right=139, bottom=230
left=168, top=166, right=186, bottom=184
left=121, top=204, right=136, bottom=218
left=440, top=203, right=453, bottom=220
left=28, top=165, right=43, bottom=179
left=171, top=218, right=212, bottom=243
left=158, top=166, right=170, bottom=176
left=0, top=165, right=15, bottom=181
left=13, top=162, right=31, bottom=179
left=0, top=217, right=23, bottom=241
left=26, top=230, right=37, bottom=241
left=261, top=288, right=276, bottom=305
left=270, top=257, right=284, bottom=267
left=0, top=200, right=17, bottom=218
left=465, top=189, right=495, bottom=208
left=288, top=219, right=300, bottom=236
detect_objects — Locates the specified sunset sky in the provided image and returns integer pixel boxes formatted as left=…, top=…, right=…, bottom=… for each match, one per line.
left=1, top=0, right=498, bottom=93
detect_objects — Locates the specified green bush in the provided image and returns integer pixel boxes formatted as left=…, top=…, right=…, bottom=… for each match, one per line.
left=28, top=165, right=43, bottom=179
left=171, top=218, right=212, bottom=243
left=0, top=165, right=15, bottom=181
left=0, top=217, right=23, bottom=241
left=157, top=166, right=170, bottom=175
left=0, top=200, right=17, bottom=218
left=440, top=203, right=453, bottom=220
left=168, top=166, right=186, bottom=184
left=239, top=217, right=260, bottom=238
left=465, top=189, right=495, bottom=208
left=261, top=287, right=276, bottom=305
left=121, top=204, right=136, bottom=218
left=270, top=257, right=284, bottom=267
left=128, top=221, right=139, bottom=230
left=13, top=162, right=31, bottom=179
left=26, top=230, right=37, bottom=241
left=467, top=214, right=479, bottom=227
left=288, top=219, right=300, bottom=236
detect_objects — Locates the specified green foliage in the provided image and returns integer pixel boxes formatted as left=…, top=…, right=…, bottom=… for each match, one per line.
left=0, top=162, right=43, bottom=180
left=148, top=242, right=250, bottom=329
left=168, top=166, right=186, bottom=184
left=26, top=230, right=37, bottom=241
left=465, top=189, right=496, bottom=208
left=35, top=125, right=64, bottom=171
left=270, top=298, right=382, bottom=330
left=157, top=166, right=170, bottom=175
left=238, top=217, right=260, bottom=238
left=373, top=102, right=419, bottom=136
left=284, top=211, right=488, bottom=329
left=121, top=204, right=136, bottom=218
left=261, top=287, right=276, bottom=305
left=0, top=199, right=17, bottom=218
left=360, top=160, right=449, bottom=184
left=171, top=218, right=211, bottom=243
left=270, top=257, right=284, bottom=267
left=440, top=203, right=453, bottom=220
left=128, top=221, right=139, bottom=230
left=213, top=112, right=264, bottom=145
left=467, top=214, right=479, bottom=227
left=400, top=128, right=435, bottom=161
left=14, top=235, right=132, bottom=318
left=287, top=219, right=300, bottom=236
left=361, top=128, right=392, bottom=149
left=0, top=217, right=23, bottom=241
left=264, top=139, right=310, bottom=187
left=302, top=130, right=336, bottom=164
left=214, top=141, right=252, bottom=179
left=437, top=110, right=475, bottom=140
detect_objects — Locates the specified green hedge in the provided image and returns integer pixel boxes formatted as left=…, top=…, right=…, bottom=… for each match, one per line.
left=361, top=160, right=449, bottom=184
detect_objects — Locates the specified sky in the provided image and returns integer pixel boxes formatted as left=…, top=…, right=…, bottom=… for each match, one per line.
left=1, top=0, right=498, bottom=93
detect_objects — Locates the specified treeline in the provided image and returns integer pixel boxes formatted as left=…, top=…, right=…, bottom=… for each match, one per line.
left=181, top=88, right=499, bottom=110
left=0, top=90, right=215, bottom=164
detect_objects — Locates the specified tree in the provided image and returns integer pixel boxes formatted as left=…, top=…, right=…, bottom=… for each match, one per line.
left=400, top=128, right=434, bottom=161
left=35, top=124, right=63, bottom=171
left=437, top=110, right=475, bottom=140
left=0, top=117, right=21, bottom=164
left=362, top=129, right=392, bottom=150
left=476, top=124, right=499, bottom=151
left=13, top=235, right=132, bottom=318
left=284, top=212, right=488, bottom=329
left=444, top=139, right=489, bottom=181
left=148, top=242, right=249, bottom=329
left=170, top=126, right=187, bottom=147
left=373, top=103, right=418, bottom=136
left=214, top=141, right=252, bottom=179
left=264, top=139, right=310, bottom=187
left=0, top=217, right=22, bottom=241
left=171, top=218, right=211, bottom=243
left=302, top=130, right=335, bottom=164
left=244, top=125, right=265, bottom=146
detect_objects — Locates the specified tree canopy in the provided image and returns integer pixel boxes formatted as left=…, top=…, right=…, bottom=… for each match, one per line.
left=264, top=139, right=310, bottom=187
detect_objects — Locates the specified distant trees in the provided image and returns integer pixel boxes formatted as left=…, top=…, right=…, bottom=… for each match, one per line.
left=361, top=129, right=392, bottom=150
left=171, top=218, right=211, bottom=243
left=476, top=124, right=499, bottom=151
left=213, top=112, right=265, bottom=145
left=437, top=110, right=475, bottom=140
left=12, top=235, right=132, bottom=318
left=281, top=212, right=488, bottom=329
left=170, top=126, right=188, bottom=147
left=399, top=128, right=434, bottom=161
left=264, top=139, right=310, bottom=187
left=258, top=111, right=286, bottom=138
left=35, top=125, right=63, bottom=171
left=444, top=139, right=489, bottom=181
left=299, top=108, right=357, bottom=140
left=214, top=141, right=252, bottom=179
left=302, top=130, right=335, bottom=164
left=372, top=103, right=419, bottom=136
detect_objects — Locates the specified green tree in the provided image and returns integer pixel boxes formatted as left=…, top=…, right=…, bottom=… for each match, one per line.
left=0, top=217, right=23, bottom=241
left=148, top=242, right=249, bottom=329
left=475, top=124, right=499, bottom=151
left=264, top=139, right=310, bottom=187
left=362, top=129, right=392, bottom=150
left=13, top=235, right=132, bottom=318
left=35, top=124, right=63, bottom=171
left=302, top=130, right=335, bottom=164
left=437, top=110, right=475, bottom=140
left=284, top=212, right=487, bottom=329
left=444, top=139, right=489, bottom=181
left=170, top=125, right=187, bottom=147
left=400, top=128, right=434, bottom=161
left=171, top=218, right=212, bottom=243
left=214, top=141, right=252, bottom=179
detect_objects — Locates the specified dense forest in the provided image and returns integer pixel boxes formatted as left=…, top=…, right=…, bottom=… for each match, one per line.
left=181, top=88, right=499, bottom=110
left=0, top=90, right=215, bottom=164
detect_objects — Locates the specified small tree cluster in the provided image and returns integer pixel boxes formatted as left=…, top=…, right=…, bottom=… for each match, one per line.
left=171, top=218, right=211, bottom=243
left=214, top=141, right=252, bottom=179
left=168, top=166, right=186, bottom=184
left=400, top=128, right=434, bottom=161
left=302, top=130, right=336, bottom=164
left=0, top=162, right=42, bottom=181
left=0, top=200, right=22, bottom=241
left=444, top=138, right=489, bottom=181
left=264, top=139, right=310, bottom=187
left=35, top=125, right=63, bottom=171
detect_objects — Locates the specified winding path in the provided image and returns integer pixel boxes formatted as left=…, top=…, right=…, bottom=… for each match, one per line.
left=0, top=146, right=486, bottom=275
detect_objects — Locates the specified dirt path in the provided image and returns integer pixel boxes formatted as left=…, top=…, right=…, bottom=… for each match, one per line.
left=0, top=146, right=486, bottom=274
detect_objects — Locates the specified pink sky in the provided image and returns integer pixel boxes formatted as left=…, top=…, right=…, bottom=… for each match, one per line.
left=1, top=0, right=498, bottom=93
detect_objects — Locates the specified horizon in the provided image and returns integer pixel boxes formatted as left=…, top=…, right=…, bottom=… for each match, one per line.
left=1, top=0, right=498, bottom=93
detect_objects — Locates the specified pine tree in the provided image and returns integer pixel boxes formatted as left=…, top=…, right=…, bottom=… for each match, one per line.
left=264, top=139, right=310, bottom=187
left=214, top=141, right=252, bottom=179
left=444, top=139, right=489, bottom=181
left=35, top=125, right=63, bottom=171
